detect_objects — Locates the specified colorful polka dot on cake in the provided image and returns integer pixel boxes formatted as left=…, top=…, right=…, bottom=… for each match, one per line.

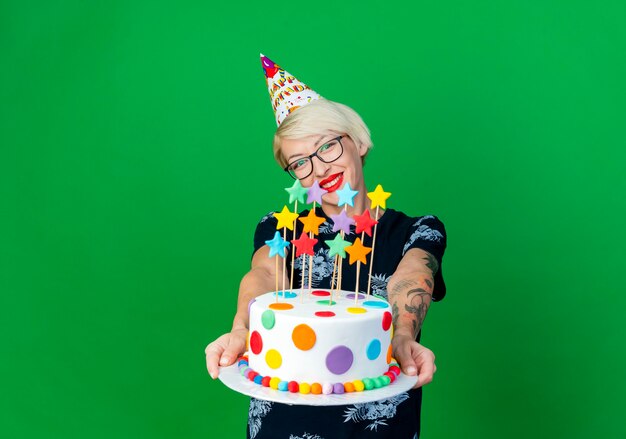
left=362, top=300, right=388, bottom=308
left=249, top=331, right=263, bottom=355
left=382, top=311, right=392, bottom=331
left=311, top=290, right=330, bottom=297
left=273, top=291, right=297, bottom=299
left=366, top=339, right=381, bottom=360
left=269, top=302, right=294, bottom=311
left=261, top=310, right=275, bottom=329
left=292, top=324, right=316, bottom=350
left=266, top=349, right=282, bottom=369
left=326, top=346, right=354, bottom=375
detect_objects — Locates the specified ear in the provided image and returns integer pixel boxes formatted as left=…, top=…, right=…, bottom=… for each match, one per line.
left=357, top=141, right=368, bottom=157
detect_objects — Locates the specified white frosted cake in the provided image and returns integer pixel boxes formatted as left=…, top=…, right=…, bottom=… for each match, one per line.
left=237, top=289, right=401, bottom=395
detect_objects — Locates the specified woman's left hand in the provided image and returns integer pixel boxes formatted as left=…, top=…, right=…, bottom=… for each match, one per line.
left=391, top=333, right=437, bottom=389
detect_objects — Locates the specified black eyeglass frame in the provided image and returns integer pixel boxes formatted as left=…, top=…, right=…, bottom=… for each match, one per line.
left=283, top=135, right=345, bottom=180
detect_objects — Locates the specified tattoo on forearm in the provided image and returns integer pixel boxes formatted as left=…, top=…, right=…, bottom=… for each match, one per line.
left=388, top=278, right=419, bottom=298
left=423, top=253, right=439, bottom=274
left=404, top=289, right=432, bottom=338
left=392, top=302, right=399, bottom=329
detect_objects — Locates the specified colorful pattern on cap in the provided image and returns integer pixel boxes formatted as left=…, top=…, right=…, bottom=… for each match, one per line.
left=260, top=53, right=321, bottom=126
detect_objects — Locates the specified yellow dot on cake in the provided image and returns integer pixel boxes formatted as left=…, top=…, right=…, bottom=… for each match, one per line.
left=347, top=307, right=367, bottom=314
left=265, top=349, right=282, bottom=369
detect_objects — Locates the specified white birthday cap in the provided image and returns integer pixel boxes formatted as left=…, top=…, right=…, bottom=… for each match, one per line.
left=260, top=53, right=321, bottom=126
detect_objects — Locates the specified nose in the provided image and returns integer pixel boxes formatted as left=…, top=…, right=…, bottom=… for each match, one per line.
left=312, top=157, right=331, bottom=179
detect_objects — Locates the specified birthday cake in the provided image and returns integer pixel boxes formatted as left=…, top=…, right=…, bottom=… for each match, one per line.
left=237, top=289, right=401, bottom=395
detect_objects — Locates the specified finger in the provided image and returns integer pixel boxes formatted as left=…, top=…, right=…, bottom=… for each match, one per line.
left=220, top=334, right=246, bottom=367
left=205, top=343, right=223, bottom=379
left=413, top=350, right=436, bottom=388
left=394, top=342, right=417, bottom=376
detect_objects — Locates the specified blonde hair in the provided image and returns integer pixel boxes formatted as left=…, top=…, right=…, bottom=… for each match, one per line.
left=273, top=99, right=373, bottom=169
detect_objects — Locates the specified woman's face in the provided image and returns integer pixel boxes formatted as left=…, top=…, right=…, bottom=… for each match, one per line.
left=280, top=133, right=367, bottom=208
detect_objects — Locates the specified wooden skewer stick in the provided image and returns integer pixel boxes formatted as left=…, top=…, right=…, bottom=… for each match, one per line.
left=330, top=253, right=338, bottom=304
left=289, top=200, right=298, bottom=292
left=275, top=254, right=279, bottom=303
left=354, top=261, right=361, bottom=304
left=300, top=254, right=306, bottom=303
left=282, top=228, right=287, bottom=296
left=352, top=231, right=366, bottom=304
left=308, top=201, right=316, bottom=296
left=366, top=206, right=380, bottom=297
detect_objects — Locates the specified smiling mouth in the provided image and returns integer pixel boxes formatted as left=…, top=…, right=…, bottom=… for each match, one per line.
left=320, top=173, right=343, bottom=192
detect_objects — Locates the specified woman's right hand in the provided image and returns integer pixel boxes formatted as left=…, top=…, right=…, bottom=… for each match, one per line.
left=205, top=328, right=248, bottom=379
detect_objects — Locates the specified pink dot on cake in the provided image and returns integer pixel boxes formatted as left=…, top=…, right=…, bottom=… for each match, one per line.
left=250, top=331, right=263, bottom=355
left=311, top=290, right=330, bottom=297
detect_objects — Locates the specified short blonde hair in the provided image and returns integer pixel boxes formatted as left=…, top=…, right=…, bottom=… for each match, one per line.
left=273, top=99, right=373, bottom=169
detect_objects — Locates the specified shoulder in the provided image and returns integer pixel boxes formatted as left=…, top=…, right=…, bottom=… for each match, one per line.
left=382, top=210, right=446, bottom=257
left=382, top=209, right=446, bottom=236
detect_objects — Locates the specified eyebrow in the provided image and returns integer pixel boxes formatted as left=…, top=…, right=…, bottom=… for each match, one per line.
left=286, top=135, right=325, bottom=161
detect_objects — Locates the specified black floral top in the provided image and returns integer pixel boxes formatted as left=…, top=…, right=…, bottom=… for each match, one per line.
left=248, top=207, right=447, bottom=439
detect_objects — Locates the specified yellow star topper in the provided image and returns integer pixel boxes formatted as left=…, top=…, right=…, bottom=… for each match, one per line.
left=273, top=205, right=299, bottom=230
left=345, top=237, right=372, bottom=265
left=367, top=184, right=392, bottom=209
left=298, top=209, right=326, bottom=235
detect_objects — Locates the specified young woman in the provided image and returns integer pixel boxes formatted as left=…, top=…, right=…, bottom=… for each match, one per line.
left=206, top=57, right=447, bottom=438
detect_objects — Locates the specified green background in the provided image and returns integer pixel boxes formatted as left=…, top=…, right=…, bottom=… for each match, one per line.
left=2, top=0, right=625, bottom=437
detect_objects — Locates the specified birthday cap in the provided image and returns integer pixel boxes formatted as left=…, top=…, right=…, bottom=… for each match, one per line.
left=260, top=53, right=321, bottom=126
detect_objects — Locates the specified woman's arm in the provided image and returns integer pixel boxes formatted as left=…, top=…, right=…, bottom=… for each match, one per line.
left=205, top=246, right=288, bottom=379
left=387, top=247, right=439, bottom=387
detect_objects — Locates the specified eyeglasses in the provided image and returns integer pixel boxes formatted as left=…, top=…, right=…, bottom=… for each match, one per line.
left=284, top=135, right=345, bottom=180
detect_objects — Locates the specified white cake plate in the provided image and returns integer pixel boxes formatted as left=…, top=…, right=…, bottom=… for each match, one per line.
left=218, top=363, right=418, bottom=406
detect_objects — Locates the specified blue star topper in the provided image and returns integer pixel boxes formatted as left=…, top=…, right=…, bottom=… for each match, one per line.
left=265, top=231, right=290, bottom=258
left=336, top=182, right=359, bottom=207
